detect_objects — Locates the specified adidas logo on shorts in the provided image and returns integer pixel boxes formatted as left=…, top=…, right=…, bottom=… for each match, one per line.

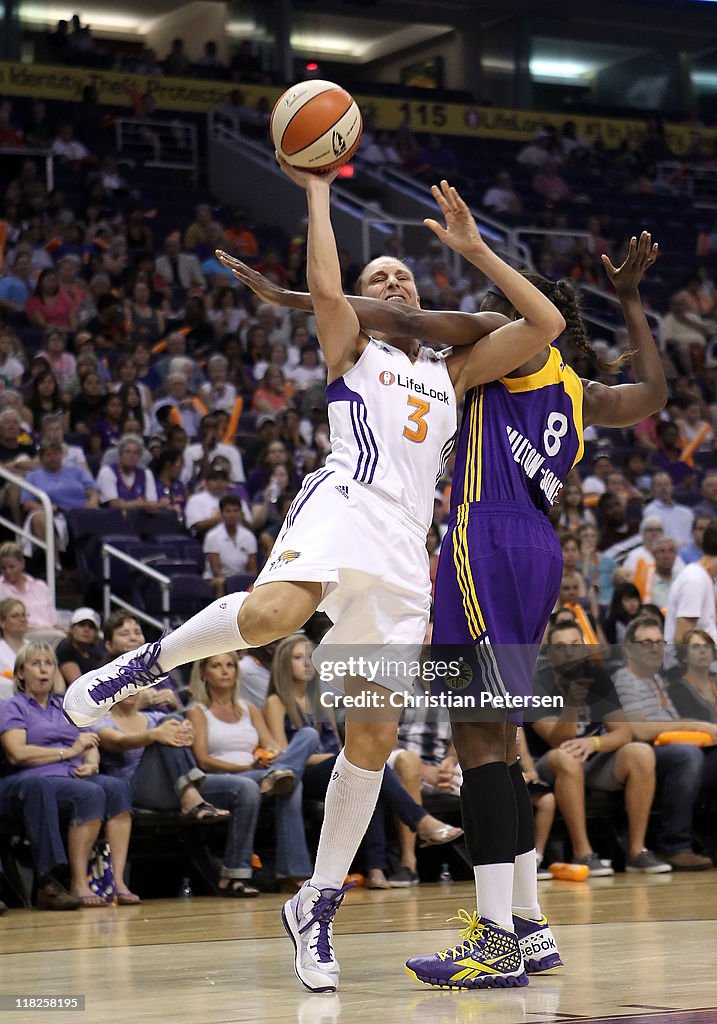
left=335, top=485, right=349, bottom=500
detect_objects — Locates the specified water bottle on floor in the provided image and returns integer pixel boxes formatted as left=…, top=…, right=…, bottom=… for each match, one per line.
left=549, top=862, right=589, bottom=882
left=179, top=876, right=193, bottom=899
left=439, top=863, right=453, bottom=885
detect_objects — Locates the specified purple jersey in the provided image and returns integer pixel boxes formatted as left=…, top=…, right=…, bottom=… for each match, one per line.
left=450, top=346, right=584, bottom=515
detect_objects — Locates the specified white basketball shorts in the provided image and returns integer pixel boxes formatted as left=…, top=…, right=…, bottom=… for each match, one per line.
left=252, top=468, right=431, bottom=690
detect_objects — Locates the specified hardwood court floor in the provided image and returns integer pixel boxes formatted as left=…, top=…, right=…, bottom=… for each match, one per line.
left=1, top=873, right=716, bottom=1024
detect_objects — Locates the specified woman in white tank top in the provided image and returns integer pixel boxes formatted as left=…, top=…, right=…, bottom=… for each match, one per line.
left=187, top=651, right=321, bottom=888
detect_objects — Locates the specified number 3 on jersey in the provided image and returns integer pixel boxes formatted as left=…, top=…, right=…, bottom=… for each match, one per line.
left=403, top=396, right=430, bottom=443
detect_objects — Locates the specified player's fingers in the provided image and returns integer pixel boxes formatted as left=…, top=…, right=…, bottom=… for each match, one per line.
left=600, top=254, right=617, bottom=274
left=424, top=218, right=447, bottom=239
left=638, top=236, right=656, bottom=268
left=217, top=251, right=248, bottom=272
left=218, top=255, right=247, bottom=275
left=430, top=184, right=450, bottom=211
left=221, top=259, right=253, bottom=279
left=449, top=185, right=467, bottom=210
left=442, top=182, right=462, bottom=212
left=440, top=180, right=461, bottom=213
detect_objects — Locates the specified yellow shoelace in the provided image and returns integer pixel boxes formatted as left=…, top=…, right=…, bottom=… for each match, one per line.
left=437, top=909, right=486, bottom=961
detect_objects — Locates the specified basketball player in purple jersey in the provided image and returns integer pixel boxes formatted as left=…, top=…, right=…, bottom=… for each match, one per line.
left=64, top=170, right=565, bottom=993
left=402, top=201, right=665, bottom=989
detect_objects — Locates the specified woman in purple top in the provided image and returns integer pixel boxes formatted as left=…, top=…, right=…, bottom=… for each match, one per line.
left=153, top=450, right=187, bottom=519
left=91, top=693, right=265, bottom=897
left=91, top=392, right=124, bottom=455
left=91, top=692, right=223, bottom=811
left=0, top=642, right=134, bottom=907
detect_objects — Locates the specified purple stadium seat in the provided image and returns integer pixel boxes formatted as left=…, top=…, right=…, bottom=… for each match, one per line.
left=150, top=535, right=204, bottom=571
left=139, top=572, right=213, bottom=620
left=224, top=572, right=256, bottom=594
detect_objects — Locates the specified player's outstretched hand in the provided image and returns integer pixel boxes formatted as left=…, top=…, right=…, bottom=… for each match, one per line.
left=215, top=250, right=287, bottom=306
left=424, top=180, right=489, bottom=259
left=601, top=231, right=659, bottom=296
left=275, top=152, right=339, bottom=188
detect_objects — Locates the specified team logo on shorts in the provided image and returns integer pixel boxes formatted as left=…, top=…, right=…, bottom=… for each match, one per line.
left=268, top=549, right=302, bottom=571
left=277, top=550, right=300, bottom=564
left=379, top=370, right=395, bottom=386
left=444, top=660, right=473, bottom=691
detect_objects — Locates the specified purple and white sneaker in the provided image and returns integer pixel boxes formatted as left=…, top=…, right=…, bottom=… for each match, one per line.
left=282, top=881, right=353, bottom=992
left=63, top=638, right=167, bottom=726
left=513, top=913, right=563, bottom=974
left=404, top=910, right=528, bottom=990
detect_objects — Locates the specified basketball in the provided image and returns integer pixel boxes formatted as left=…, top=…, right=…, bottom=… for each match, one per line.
left=270, top=80, right=362, bottom=173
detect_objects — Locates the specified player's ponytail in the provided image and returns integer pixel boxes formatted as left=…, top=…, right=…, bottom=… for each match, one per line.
left=522, top=273, right=633, bottom=373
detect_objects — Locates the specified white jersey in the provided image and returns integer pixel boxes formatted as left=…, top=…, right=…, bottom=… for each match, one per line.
left=324, top=338, right=457, bottom=529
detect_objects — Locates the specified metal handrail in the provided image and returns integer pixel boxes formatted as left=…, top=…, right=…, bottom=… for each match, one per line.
left=101, top=543, right=171, bottom=632
left=357, top=161, right=512, bottom=241
left=209, top=114, right=394, bottom=220
left=655, top=160, right=717, bottom=206
left=208, top=115, right=531, bottom=270
left=357, top=212, right=468, bottom=282
left=0, top=147, right=54, bottom=190
left=0, top=466, right=56, bottom=605
left=579, top=282, right=663, bottom=341
left=115, top=117, right=198, bottom=178
left=513, top=226, right=592, bottom=246
left=350, top=157, right=533, bottom=266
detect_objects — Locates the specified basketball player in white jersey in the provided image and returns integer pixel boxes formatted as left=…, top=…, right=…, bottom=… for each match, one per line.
left=64, top=171, right=564, bottom=992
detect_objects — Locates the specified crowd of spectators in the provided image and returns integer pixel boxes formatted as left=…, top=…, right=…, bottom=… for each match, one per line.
left=40, top=17, right=273, bottom=86
left=1, top=84, right=717, bottom=910
left=0, top=619, right=464, bottom=911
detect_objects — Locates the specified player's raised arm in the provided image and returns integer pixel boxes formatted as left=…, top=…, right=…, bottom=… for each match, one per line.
left=215, top=252, right=314, bottom=312
left=582, top=232, right=667, bottom=428
left=425, top=181, right=565, bottom=397
left=217, top=249, right=508, bottom=347
left=275, top=158, right=361, bottom=379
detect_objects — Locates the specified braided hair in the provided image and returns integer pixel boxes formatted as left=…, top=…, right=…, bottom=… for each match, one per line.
left=522, top=273, right=631, bottom=373
left=485, top=273, right=632, bottom=374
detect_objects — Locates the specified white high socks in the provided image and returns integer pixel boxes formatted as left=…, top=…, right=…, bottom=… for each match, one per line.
left=156, top=592, right=250, bottom=673
left=310, top=750, right=384, bottom=892
left=512, top=849, right=542, bottom=921
left=474, top=862, right=514, bottom=932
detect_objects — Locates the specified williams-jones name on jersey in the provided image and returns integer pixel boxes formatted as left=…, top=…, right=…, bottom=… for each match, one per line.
left=451, top=345, right=584, bottom=516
